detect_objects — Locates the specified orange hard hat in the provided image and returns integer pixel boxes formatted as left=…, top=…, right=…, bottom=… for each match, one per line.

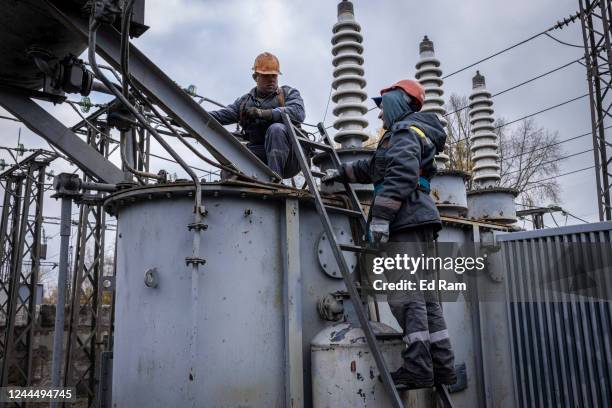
left=379, top=79, right=425, bottom=111
left=252, top=52, right=282, bottom=75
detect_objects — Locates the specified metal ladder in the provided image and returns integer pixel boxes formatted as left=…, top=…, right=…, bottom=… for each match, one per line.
left=281, top=113, right=455, bottom=408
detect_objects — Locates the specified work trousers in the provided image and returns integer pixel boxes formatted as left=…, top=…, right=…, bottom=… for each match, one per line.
left=247, top=123, right=301, bottom=179
left=386, top=227, right=457, bottom=385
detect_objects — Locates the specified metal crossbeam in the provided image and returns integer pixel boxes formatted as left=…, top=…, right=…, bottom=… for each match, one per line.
left=45, top=0, right=277, bottom=182
left=0, top=90, right=124, bottom=185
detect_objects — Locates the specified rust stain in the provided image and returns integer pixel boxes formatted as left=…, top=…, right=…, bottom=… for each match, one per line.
left=432, top=189, right=440, bottom=201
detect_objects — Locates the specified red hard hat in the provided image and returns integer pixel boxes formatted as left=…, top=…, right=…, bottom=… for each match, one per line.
left=379, top=79, right=425, bottom=111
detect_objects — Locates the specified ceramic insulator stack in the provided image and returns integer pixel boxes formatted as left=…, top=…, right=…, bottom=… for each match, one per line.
left=331, top=0, right=369, bottom=148
left=415, top=36, right=449, bottom=169
left=468, top=71, right=501, bottom=188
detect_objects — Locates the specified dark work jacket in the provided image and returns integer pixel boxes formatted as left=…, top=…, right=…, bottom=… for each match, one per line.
left=209, top=86, right=305, bottom=147
left=342, top=111, right=447, bottom=233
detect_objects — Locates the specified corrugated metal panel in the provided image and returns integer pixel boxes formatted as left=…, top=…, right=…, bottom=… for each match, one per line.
left=497, top=222, right=612, bottom=408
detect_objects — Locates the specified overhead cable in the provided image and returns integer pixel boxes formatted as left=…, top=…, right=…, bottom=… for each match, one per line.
left=442, top=9, right=582, bottom=79
left=494, top=93, right=588, bottom=130
left=530, top=165, right=594, bottom=183
left=544, top=32, right=584, bottom=48
left=503, top=148, right=593, bottom=176
left=448, top=93, right=589, bottom=146
left=0, top=115, right=20, bottom=123
left=444, top=57, right=584, bottom=117
left=502, top=125, right=612, bottom=160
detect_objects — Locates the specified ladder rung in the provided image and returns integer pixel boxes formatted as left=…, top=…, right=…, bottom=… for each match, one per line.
left=339, top=244, right=379, bottom=254
left=376, top=332, right=404, bottom=340
left=297, top=137, right=333, bottom=152
left=324, top=204, right=362, bottom=217
left=312, top=170, right=325, bottom=178
left=437, top=385, right=455, bottom=408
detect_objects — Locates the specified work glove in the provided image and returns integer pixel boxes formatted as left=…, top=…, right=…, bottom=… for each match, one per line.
left=369, top=217, right=390, bottom=244
left=245, top=107, right=273, bottom=121
left=321, top=168, right=343, bottom=184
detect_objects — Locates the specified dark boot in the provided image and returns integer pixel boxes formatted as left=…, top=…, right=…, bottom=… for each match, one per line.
left=390, top=367, right=434, bottom=389
left=426, top=302, right=457, bottom=385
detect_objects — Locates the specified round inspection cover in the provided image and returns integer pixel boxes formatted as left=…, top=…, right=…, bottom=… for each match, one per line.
left=317, top=228, right=357, bottom=279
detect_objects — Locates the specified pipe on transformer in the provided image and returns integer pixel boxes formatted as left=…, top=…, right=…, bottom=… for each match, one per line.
left=50, top=196, right=72, bottom=408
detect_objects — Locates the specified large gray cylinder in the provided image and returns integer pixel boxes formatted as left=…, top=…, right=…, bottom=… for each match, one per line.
left=105, top=183, right=352, bottom=407
left=311, top=322, right=431, bottom=407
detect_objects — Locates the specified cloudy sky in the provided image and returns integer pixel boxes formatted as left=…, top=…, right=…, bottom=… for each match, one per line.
left=0, top=0, right=603, bottom=282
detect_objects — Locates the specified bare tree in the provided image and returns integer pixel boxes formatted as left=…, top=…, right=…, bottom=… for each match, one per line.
left=445, top=95, right=472, bottom=183
left=445, top=93, right=562, bottom=206
left=497, top=118, right=562, bottom=206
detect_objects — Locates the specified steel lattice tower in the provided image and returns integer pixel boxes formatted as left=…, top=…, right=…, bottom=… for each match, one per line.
left=0, top=151, right=55, bottom=391
left=579, top=0, right=612, bottom=221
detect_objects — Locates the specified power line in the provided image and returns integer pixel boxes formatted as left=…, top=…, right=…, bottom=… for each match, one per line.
left=544, top=32, right=583, bottom=48
left=0, top=115, right=20, bottom=123
left=444, top=56, right=584, bottom=117
left=342, top=71, right=589, bottom=141
left=503, top=148, right=593, bottom=176
left=448, top=93, right=590, bottom=146
left=563, top=210, right=590, bottom=223
left=516, top=202, right=592, bottom=224
left=516, top=215, right=552, bottom=229
left=148, top=152, right=220, bottom=176
left=550, top=212, right=561, bottom=227
left=322, top=84, right=333, bottom=125
left=442, top=10, right=582, bottom=79
left=494, top=93, right=588, bottom=130
left=529, top=165, right=594, bottom=183
left=502, top=125, right=612, bottom=161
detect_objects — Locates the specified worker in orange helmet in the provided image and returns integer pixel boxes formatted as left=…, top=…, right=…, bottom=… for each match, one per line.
left=323, top=79, right=457, bottom=389
left=209, top=52, right=305, bottom=179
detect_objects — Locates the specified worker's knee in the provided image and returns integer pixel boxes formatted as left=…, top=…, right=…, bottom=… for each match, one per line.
left=266, top=123, right=288, bottom=139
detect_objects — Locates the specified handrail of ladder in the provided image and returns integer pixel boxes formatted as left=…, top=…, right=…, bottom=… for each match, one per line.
left=315, top=123, right=369, bottom=233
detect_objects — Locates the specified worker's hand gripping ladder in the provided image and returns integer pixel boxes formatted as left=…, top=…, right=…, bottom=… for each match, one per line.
left=281, top=113, right=455, bottom=408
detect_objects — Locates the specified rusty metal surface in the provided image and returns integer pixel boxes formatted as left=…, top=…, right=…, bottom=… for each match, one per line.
left=311, top=321, right=421, bottom=406
left=430, top=171, right=469, bottom=217
left=467, top=187, right=518, bottom=225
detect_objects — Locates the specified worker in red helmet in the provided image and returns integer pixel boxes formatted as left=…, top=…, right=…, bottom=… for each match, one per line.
left=323, top=79, right=456, bottom=389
